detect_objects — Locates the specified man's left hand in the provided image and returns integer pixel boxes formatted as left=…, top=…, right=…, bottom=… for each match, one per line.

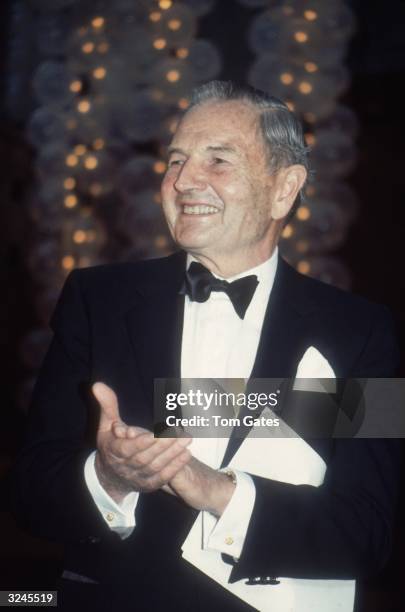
left=113, top=422, right=235, bottom=516
left=163, top=457, right=236, bottom=516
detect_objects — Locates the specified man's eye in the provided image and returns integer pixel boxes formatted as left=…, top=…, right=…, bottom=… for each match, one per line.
left=213, top=157, right=227, bottom=165
left=168, top=159, right=184, bottom=167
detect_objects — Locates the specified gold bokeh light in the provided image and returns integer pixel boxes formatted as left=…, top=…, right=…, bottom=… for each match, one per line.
left=153, top=38, right=167, bottom=50
left=176, top=48, right=189, bottom=59
left=154, top=161, right=167, bottom=174
left=70, top=80, right=82, bottom=93
left=74, top=144, right=86, bottom=156
left=297, top=206, right=311, bottom=221
left=298, top=261, right=311, bottom=274
left=93, top=138, right=105, bottom=150
left=282, top=224, right=294, bottom=239
left=84, top=155, right=98, bottom=170
left=62, top=256, right=75, bottom=270
left=280, top=72, right=294, bottom=85
left=64, top=194, right=78, bottom=208
left=73, top=230, right=86, bottom=244
left=178, top=98, right=189, bottom=110
left=91, top=16, right=105, bottom=28
left=168, top=19, right=181, bottom=31
left=149, top=11, right=161, bottom=22
left=304, top=10, right=317, bottom=21
left=166, top=70, right=180, bottom=82
left=66, top=154, right=79, bottom=168
left=82, top=41, right=95, bottom=54
left=305, top=133, right=316, bottom=146
left=298, top=81, right=313, bottom=94
left=64, top=177, right=76, bottom=190
left=93, top=67, right=107, bottom=79
left=304, top=62, right=318, bottom=73
left=294, top=31, right=308, bottom=43
left=78, top=100, right=91, bottom=113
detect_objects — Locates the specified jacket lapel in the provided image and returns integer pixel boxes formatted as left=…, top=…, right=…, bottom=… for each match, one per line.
left=222, top=257, right=320, bottom=466
left=124, top=251, right=187, bottom=411
left=250, top=257, right=318, bottom=379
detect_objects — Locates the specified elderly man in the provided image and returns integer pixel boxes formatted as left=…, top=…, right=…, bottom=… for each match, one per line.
left=13, top=81, right=400, bottom=612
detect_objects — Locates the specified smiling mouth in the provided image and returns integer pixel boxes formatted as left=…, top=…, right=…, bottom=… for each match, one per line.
left=182, top=204, right=219, bottom=215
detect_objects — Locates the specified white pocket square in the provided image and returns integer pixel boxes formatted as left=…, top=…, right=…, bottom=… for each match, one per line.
left=293, top=346, right=336, bottom=393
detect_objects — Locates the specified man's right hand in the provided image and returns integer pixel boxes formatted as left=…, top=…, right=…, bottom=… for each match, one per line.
left=92, top=382, right=192, bottom=504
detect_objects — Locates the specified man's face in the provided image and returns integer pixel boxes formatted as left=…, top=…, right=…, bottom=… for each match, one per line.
left=161, top=100, right=279, bottom=272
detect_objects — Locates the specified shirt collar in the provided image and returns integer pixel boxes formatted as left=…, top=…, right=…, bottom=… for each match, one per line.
left=186, top=247, right=278, bottom=289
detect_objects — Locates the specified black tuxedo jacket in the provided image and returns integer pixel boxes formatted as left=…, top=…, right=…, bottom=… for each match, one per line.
left=12, top=252, right=401, bottom=611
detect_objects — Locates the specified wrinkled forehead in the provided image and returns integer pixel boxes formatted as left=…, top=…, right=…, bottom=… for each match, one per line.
left=171, top=99, right=262, bottom=148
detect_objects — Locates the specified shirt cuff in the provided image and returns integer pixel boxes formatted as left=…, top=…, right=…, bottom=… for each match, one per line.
left=84, top=450, right=139, bottom=539
left=202, top=469, right=256, bottom=560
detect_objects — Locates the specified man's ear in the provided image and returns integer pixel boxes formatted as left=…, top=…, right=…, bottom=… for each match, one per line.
left=270, top=165, right=307, bottom=221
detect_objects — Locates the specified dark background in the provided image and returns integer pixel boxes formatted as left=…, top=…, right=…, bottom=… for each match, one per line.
left=1, top=1, right=405, bottom=609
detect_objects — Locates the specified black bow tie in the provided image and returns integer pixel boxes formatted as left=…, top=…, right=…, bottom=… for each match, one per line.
left=180, top=261, right=259, bottom=319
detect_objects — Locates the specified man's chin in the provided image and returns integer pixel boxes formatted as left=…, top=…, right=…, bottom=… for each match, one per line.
left=175, top=240, right=209, bottom=253
left=173, top=229, right=216, bottom=252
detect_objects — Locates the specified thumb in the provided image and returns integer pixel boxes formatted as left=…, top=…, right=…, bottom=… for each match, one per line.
left=92, top=382, right=121, bottom=431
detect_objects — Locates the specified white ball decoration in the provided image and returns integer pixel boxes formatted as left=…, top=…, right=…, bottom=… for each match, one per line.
left=310, top=129, right=357, bottom=177
left=28, top=107, right=67, bottom=148
left=117, top=156, right=161, bottom=199
left=187, top=39, right=223, bottom=82
left=36, top=14, right=69, bottom=57
left=32, top=61, right=74, bottom=108
left=114, top=90, right=167, bottom=143
left=247, top=9, right=285, bottom=55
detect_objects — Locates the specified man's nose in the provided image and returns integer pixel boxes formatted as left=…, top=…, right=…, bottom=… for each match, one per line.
left=174, top=159, right=207, bottom=192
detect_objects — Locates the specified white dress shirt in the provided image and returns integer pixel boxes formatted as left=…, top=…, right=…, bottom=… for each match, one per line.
left=85, top=248, right=278, bottom=559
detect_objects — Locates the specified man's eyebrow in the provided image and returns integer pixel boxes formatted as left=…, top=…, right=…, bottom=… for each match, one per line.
left=166, top=143, right=239, bottom=157
left=206, top=144, right=237, bottom=154
left=167, top=146, right=186, bottom=157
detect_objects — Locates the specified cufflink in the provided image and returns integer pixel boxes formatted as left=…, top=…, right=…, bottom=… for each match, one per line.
left=263, top=577, right=280, bottom=585
left=245, top=576, right=280, bottom=586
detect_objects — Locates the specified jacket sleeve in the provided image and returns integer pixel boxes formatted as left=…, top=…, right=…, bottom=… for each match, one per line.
left=11, top=270, right=118, bottom=544
left=230, top=305, right=402, bottom=581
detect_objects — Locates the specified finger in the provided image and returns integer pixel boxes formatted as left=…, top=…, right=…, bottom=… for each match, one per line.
left=112, top=423, right=151, bottom=440
left=112, top=421, right=128, bottom=438
left=107, top=430, right=161, bottom=460
left=136, top=449, right=191, bottom=492
left=126, top=426, right=139, bottom=439
left=93, top=382, right=122, bottom=431
left=157, top=449, right=191, bottom=484
left=134, top=437, right=191, bottom=473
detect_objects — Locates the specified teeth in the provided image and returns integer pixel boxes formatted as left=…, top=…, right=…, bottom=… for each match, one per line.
left=183, top=205, right=219, bottom=215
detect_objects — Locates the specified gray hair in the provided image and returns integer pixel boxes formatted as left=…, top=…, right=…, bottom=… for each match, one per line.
left=188, top=80, right=310, bottom=213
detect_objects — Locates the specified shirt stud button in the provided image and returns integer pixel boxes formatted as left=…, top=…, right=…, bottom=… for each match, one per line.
left=106, top=512, right=115, bottom=522
left=225, top=536, right=234, bottom=545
